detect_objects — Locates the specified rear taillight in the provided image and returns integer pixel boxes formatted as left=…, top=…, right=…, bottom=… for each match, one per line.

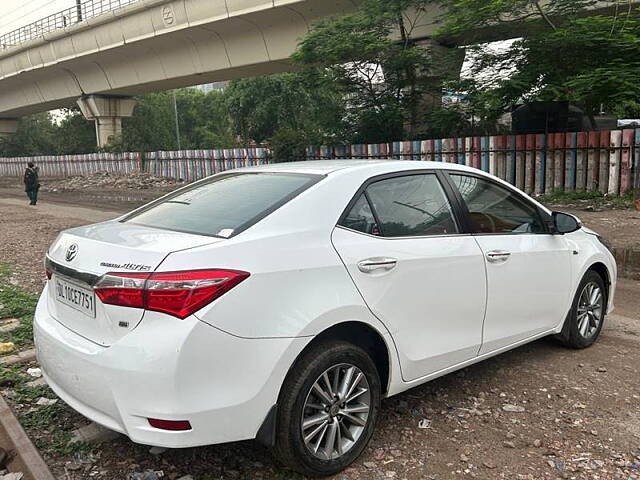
left=95, top=269, right=249, bottom=319
left=95, top=272, right=149, bottom=309
left=45, top=269, right=52, bottom=280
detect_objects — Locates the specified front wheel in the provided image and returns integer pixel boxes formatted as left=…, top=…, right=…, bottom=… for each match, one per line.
left=272, top=341, right=381, bottom=477
left=556, top=270, right=607, bottom=349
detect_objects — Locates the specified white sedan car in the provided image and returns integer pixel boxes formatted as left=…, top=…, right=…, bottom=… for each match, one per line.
left=35, top=161, right=616, bottom=476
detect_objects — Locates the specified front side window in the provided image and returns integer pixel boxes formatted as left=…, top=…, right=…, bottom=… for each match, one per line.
left=353, top=174, right=458, bottom=237
left=450, top=174, right=545, bottom=234
left=124, top=172, right=320, bottom=237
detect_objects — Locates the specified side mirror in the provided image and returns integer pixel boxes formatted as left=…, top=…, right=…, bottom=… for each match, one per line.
left=553, top=212, right=582, bottom=234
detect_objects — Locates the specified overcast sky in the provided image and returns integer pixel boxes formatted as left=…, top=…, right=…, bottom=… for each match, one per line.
left=0, top=0, right=74, bottom=37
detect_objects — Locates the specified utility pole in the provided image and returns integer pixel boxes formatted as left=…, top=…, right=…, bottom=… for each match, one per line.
left=172, top=91, right=182, bottom=150
left=76, top=0, right=83, bottom=22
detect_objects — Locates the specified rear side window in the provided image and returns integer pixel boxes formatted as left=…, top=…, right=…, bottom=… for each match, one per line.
left=341, top=195, right=380, bottom=235
left=123, top=173, right=320, bottom=237
left=341, top=174, right=458, bottom=237
left=450, top=174, right=545, bottom=234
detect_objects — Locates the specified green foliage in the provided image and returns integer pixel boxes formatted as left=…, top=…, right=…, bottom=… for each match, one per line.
left=20, top=402, right=92, bottom=456
left=0, top=263, right=37, bottom=350
left=270, top=128, right=309, bottom=163
left=121, top=91, right=181, bottom=152
left=55, top=108, right=97, bottom=154
left=0, top=113, right=58, bottom=156
left=439, top=1, right=640, bottom=121
left=294, top=0, right=463, bottom=141
left=539, top=190, right=634, bottom=209
left=225, top=72, right=346, bottom=145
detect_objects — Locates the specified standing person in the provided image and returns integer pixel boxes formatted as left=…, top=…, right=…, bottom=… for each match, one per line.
left=23, top=162, right=40, bottom=206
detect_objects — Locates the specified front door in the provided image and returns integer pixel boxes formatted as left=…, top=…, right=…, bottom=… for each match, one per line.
left=447, top=173, right=573, bottom=355
left=331, top=172, right=487, bottom=382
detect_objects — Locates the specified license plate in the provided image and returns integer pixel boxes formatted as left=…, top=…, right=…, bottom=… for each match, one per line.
left=54, top=276, right=96, bottom=318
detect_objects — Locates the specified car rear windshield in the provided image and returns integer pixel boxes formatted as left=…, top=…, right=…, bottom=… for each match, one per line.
left=122, top=172, right=321, bottom=238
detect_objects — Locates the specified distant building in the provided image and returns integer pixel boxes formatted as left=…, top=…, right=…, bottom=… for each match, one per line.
left=192, top=82, right=228, bottom=93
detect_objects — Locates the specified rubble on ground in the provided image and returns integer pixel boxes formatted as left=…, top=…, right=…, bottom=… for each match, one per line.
left=41, top=171, right=184, bottom=193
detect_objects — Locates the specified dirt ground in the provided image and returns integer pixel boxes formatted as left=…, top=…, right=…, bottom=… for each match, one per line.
left=0, top=182, right=639, bottom=480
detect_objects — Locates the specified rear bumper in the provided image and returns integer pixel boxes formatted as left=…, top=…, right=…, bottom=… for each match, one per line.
left=34, top=284, right=309, bottom=448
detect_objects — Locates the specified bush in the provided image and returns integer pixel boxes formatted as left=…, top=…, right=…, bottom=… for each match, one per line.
left=269, top=128, right=309, bottom=163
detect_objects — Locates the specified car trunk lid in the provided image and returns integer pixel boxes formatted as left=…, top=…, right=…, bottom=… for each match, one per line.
left=46, top=221, right=222, bottom=346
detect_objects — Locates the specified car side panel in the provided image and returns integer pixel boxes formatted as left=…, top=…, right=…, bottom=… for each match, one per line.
left=562, top=230, right=617, bottom=319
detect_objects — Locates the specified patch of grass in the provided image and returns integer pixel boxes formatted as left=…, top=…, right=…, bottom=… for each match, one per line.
left=0, top=364, right=28, bottom=388
left=20, top=403, right=92, bottom=456
left=538, top=190, right=635, bottom=209
left=0, top=262, right=37, bottom=351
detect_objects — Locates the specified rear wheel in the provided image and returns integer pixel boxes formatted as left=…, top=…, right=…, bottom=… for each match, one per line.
left=556, top=270, right=607, bottom=349
left=273, top=341, right=381, bottom=477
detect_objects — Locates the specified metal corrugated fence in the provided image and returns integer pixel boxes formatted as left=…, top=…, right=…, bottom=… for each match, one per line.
left=0, top=148, right=270, bottom=183
left=0, top=129, right=638, bottom=195
left=307, top=129, right=640, bottom=195
left=144, top=148, right=270, bottom=182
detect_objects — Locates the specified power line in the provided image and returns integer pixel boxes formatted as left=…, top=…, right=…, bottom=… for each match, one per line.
left=1, top=0, right=62, bottom=32
left=2, top=0, right=50, bottom=21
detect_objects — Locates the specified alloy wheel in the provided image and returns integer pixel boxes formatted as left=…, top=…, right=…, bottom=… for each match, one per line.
left=301, top=363, right=371, bottom=460
left=577, top=281, right=604, bottom=339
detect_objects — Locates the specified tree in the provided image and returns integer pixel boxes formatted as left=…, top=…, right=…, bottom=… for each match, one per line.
left=121, top=92, right=179, bottom=152
left=293, top=0, right=465, bottom=142
left=55, top=108, right=96, bottom=154
left=0, top=113, right=58, bottom=156
left=174, top=89, right=236, bottom=149
left=438, top=0, right=640, bottom=120
left=225, top=72, right=346, bottom=145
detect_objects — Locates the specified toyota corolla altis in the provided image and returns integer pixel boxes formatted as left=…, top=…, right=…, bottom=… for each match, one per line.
left=35, top=161, right=616, bottom=476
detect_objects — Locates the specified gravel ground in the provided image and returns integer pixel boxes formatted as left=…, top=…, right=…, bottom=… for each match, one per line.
left=0, top=183, right=639, bottom=480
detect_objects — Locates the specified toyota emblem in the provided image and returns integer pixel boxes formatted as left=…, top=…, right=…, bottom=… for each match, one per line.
left=66, top=244, right=79, bottom=262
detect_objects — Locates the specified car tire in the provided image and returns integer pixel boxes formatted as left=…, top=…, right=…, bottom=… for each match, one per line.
left=272, top=340, right=381, bottom=477
left=555, top=270, right=607, bottom=349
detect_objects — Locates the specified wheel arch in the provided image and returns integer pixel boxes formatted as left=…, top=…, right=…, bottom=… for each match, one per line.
left=256, top=321, right=393, bottom=448
left=585, top=261, right=612, bottom=300
left=304, top=321, right=392, bottom=395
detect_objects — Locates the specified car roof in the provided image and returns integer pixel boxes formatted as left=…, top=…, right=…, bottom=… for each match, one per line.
left=234, top=159, right=552, bottom=215
left=236, top=159, right=477, bottom=175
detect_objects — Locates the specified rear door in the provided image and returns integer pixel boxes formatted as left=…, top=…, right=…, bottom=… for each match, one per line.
left=446, top=172, right=572, bottom=354
left=332, top=171, right=487, bottom=382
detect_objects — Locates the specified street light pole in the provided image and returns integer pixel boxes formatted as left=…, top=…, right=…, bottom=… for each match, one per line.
left=172, top=90, right=182, bottom=150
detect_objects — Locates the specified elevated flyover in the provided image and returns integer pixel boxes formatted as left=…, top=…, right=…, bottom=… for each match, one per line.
left=0, top=0, right=635, bottom=145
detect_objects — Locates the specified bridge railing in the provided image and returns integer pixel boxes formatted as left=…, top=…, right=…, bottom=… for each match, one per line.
left=0, top=0, right=139, bottom=49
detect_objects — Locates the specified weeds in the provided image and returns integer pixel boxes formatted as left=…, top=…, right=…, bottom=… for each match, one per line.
left=20, top=403, right=91, bottom=456
left=0, top=261, right=37, bottom=351
left=538, top=190, right=634, bottom=209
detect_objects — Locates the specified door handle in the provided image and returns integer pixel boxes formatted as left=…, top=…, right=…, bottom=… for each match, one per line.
left=486, top=250, right=511, bottom=263
left=357, top=258, right=398, bottom=273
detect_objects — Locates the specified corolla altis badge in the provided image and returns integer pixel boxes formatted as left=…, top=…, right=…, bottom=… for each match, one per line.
left=100, top=262, right=152, bottom=272
left=65, top=243, right=79, bottom=262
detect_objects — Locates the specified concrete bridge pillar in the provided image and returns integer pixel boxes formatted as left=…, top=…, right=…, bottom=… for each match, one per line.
left=0, top=119, right=19, bottom=139
left=77, top=95, right=136, bottom=147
